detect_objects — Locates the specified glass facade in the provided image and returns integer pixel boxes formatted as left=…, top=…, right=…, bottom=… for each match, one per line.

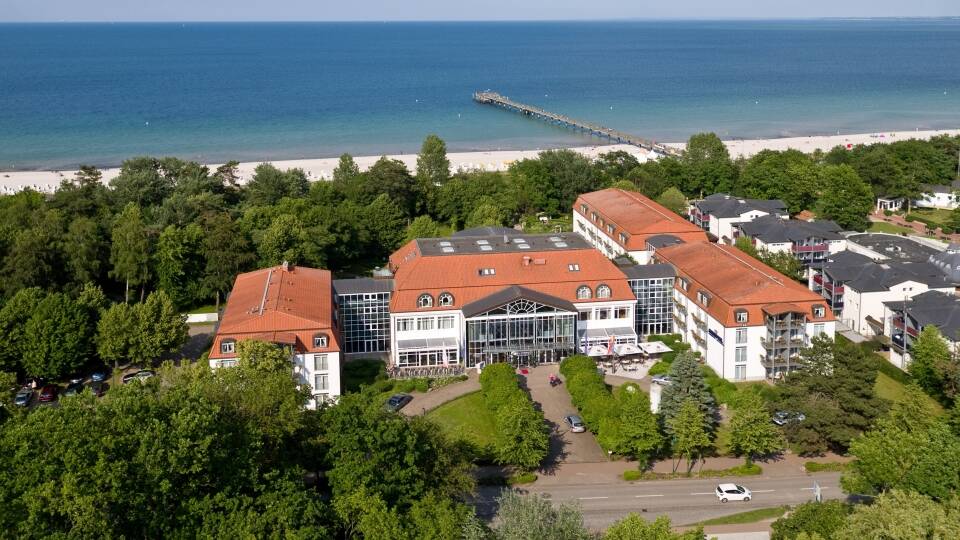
left=629, top=277, right=675, bottom=336
left=465, top=299, right=576, bottom=367
left=337, top=291, right=391, bottom=354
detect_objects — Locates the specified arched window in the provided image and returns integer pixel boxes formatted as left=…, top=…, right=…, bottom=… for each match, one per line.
left=438, top=292, right=454, bottom=307
left=576, top=286, right=592, bottom=300
left=596, top=284, right=612, bottom=299
left=417, top=294, right=434, bottom=308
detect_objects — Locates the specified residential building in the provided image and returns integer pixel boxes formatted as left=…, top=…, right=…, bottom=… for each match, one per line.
left=654, top=242, right=835, bottom=381
left=735, top=216, right=846, bottom=268
left=883, top=290, right=960, bottom=369
left=810, top=250, right=955, bottom=336
left=616, top=260, right=676, bottom=336
left=387, top=232, right=640, bottom=369
left=573, top=188, right=708, bottom=263
left=333, top=278, right=393, bottom=356
left=915, top=181, right=960, bottom=209
left=929, top=243, right=960, bottom=283
left=689, top=194, right=788, bottom=244
left=845, top=232, right=942, bottom=263
left=210, top=263, right=341, bottom=408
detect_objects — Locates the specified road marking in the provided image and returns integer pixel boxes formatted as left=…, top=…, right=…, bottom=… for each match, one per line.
left=800, top=487, right=831, bottom=491
left=634, top=494, right=664, bottom=498
left=578, top=496, right=608, bottom=500
left=753, top=489, right=776, bottom=493
left=691, top=492, right=715, bottom=495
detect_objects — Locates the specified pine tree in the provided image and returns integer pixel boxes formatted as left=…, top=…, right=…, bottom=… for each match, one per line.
left=659, top=351, right=718, bottom=435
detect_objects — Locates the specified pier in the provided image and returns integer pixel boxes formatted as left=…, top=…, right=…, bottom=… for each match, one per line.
left=473, top=91, right=680, bottom=157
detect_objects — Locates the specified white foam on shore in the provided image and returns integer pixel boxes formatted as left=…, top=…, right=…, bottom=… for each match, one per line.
left=2, top=129, right=958, bottom=194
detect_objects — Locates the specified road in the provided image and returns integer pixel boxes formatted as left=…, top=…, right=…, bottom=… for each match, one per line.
left=475, top=472, right=843, bottom=530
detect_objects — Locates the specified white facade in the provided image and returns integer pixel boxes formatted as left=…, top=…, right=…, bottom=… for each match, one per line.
left=573, top=209, right=651, bottom=263
left=915, top=190, right=958, bottom=210
left=390, top=310, right=463, bottom=367
left=708, top=209, right=777, bottom=244
left=210, top=349, right=342, bottom=409
left=575, top=299, right=639, bottom=348
left=841, top=281, right=955, bottom=337
left=752, top=237, right=846, bottom=256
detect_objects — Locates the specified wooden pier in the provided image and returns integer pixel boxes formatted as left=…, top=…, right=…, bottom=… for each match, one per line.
left=473, top=91, right=680, bottom=157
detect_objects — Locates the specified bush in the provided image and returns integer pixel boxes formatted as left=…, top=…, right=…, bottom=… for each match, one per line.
left=479, top=363, right=548, bottom=470
left=507, top=471, right=537, bottom=485
left=622, top=470, right=642, bottom=481
left=341, top=358, right=387, bottom=393
left=702, top=365, right=739, bottom=406
left=770, top=500, right=852, bottom=540
left=648, top=361, right=671, bottom=376
left=883, top=209, right=893, bottom=216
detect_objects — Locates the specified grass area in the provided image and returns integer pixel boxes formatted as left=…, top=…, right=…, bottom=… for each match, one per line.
left=867, top=221, right=913, bottom=234
left=186, top=303, right=218, bottom=314
left=696, top=506, right=789, bottom=526
left=910, top=207, right=953, bottom=225
left=804, top=461, right=848, bottom=473
left=637, top=463, right=762, bottom=481
left=874, top=371, right=944, bottom=414
left=426, top=391, right=497, bottom=451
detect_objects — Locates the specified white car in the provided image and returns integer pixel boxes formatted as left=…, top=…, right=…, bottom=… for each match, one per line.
left=715, top=483, right=752, bottom=503
left=651, top=375, right=673, bottom=386
left=564, top=414, right=586, bottom=433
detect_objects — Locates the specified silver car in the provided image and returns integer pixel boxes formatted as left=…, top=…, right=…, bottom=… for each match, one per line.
left=564, top=414, right=586, bottom=433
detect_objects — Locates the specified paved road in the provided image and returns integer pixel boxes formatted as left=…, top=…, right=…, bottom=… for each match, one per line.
left=475, top=472, right=843, bottom=530
left=525, top=365, right=608, bottom=465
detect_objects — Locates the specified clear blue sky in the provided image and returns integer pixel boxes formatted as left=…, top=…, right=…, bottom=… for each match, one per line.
left=3, top=0, right=957, bottom=22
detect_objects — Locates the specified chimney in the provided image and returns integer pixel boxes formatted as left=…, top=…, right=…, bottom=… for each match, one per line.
left=282, top=260, right=293, bottom=272
left=504, top=234, right=509, bottom=244
left=523, top=256, right=532, bottom=266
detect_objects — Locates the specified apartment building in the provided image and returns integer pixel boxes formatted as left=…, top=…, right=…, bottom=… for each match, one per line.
left=735, top=216, right=846, bottom=268
left=210, top=263, right=341, bottom=408
left=573, top=188, right=708, bottom=263
left=689, top=194, right=788, bottom=244
left=883, top=290, right=960, bottom=369
left=654, top=242, right=835, bottom=381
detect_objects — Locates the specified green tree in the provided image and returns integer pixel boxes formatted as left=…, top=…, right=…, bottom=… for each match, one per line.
left=407, top=492, right=472, bottom=540
left=333, top=153, right=361, bottom=185
left=817, top=164, right=874, bottom=231
left=537, top=149, right=601, bottom=211
left=63, top=216, right=106, bottom=285
left=466, top=197, right=506, bottom=228
left=0, top=287, right=45, bottom=372
left=22, top=293, right=93, bottom=378
left=96, top=302, right=138, bottom=371
left=109, top=203, right=151, bottom=303
left=668, top=399, right=711, bottom=473
left=1, top=213, right=62, bottom=296
left=656, top=187, right=687, bottom=215
left=257, top=214, right=308, bottom=266
left=244, top=163, right=309, bottom=206
left=604, top=513, right=704, bottom=540
left=417, top=134, right=450, bottom=212
left=908, top=325, right=958, bottom=402
left=595, top=150, right=641, bottom=186
left=200, top=213, right=255, bottom=311
left=494, top=394, right=550, bottom=471
left=109, top=156, right=174, bottom=207
left=155, top=223, right=204, bottom=309
left=135, top=290, right=189, bottom=363
left=681, top=132, right=737, bottom=195
left=366, top=194, right=408, bottom=254
left=609, top=179, right=639, bottom=192
left=615, top=385, right=663, bottom=467
left=770, top=500, right=851, bottom=540
left=365, top=157, right=419, bottom=217
left=404, top=215, right=443, bottom=242
left=659, top=351, right=717, bottom=434
left=235, top=340, right=290, bottom=372
left=729, top=393, right=784, bottom=464
left=492, top=491, right=592, bottom=540
left=836, top=489, right=960, bottom=539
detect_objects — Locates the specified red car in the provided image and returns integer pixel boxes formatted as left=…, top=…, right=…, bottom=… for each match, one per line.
left=38, top=384, right=58, bottom=403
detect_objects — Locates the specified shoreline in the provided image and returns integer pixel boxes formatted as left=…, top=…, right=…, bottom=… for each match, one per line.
left=2, top=128, right=958, bottom=194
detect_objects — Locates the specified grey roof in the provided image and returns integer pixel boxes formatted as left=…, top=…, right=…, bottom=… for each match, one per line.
left=929, top=244, right=960, bottom=282
left=460, top=285, right=577, bottom=318
left=646, top=234, right=684, bottom=249
left=451, top=226, right=519, bottom=238
left=884, top=291, right=960, bottom=341
left=416, top=232, right=592, bottom=256
left=693, top=193, right=788, bottom=219
left=620, top=263, right=676, bottom=280
left=921, top=180, right=960, bottom=194
left=333, top=278, right=394, bottom=295
left=823, top=254, right=955, bottom=292
left=737, top=215, right=843, bottom=244
left=845, top=233, right=941, bottom=262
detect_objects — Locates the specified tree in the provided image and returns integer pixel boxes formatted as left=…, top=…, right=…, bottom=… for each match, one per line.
left=155, top=223, right=204, bottom=310
left=235, top=340, right=290, bottom=373
left=1, top=213, right=61, bottom=296
left=494, top=394, right=549, bottom=471
left=64, top=217, right=107, bottom=285
left=21, top=293, right=93, bottom=378
left=836, top=489, right=960, bottom=539
left=0, top=287, right=45, bottom=372
left=365, top=194, right=408, bottom=254
left=615, top=385, right=663, bottom=467
left=135, top=291, right=189, bottom=363
left=770, top=500, right=851, bottom=540
left=604, top=513, right=704, bottom=540
left=407, top=492, right=472, bottom=540
left=729, top=393, right=784, bottom=464
left=404, top=215, right=443, bottom=242
left=332, top=153, right=361, bottom=185
left=817, top=164, right=874, bottom=231
left=365, top=157, right=419, bottom=217
left=659, top=351, right=717, bottom=434
left=537, top=149, right=601, bottom=211
left=96, top=302, right=138, bottom=371
left=109, top=156, right=174, bottom=208
left=244, top=163, right=309, bottom=206
left=491, top=491, right=592, bottom=540
left=908, top=325, right=958, bottom=402
left=256, top=214, right=308, bottom=266
left=594, top=150, right=641, bottom=186
left=109, top=203, right=151, bottom=303
left=200, top=213, right=255, bottom=311
left=681, top=133, right=737, bottom=195
left=656, top=187, right=687, bottom=215
left=668, top=399, right=711, bottom=473
left=417, top=134, right=450, bottom=212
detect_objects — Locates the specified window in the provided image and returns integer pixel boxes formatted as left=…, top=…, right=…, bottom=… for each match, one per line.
left=314, top=374, right=329, bottom=391
left=598, top=309, right=610, bottom=320
left=735, top=310, right=748, bottom=324
left=679, top=278, right=690, bottom=292
left=220, top=340, right=235, bottom=354
left=606, top=224, right=615, bottom=235
left=596, top=284, right=612, bottom=299
left=734, top=365, right=746, bottom=380
left=313, top=334, right=328, bottom=348
left=615, top=307, right=630, bottom=319
left=591, top=212, right=599, bottom=222
left=697, top=291, right=711, bottom=306
left=736, top=328, right=747, bottom=344
left=814, top=323, right=825, bottom=336
left=438, top=292, right=454, bottom=307
left=417, top=317, right=435, bottom=331
left=478, top=268, right=496, bottom=276
left=581, top=204, right=589, bottom=213
left=576, top=286, right=592, bottom=300
left=397, top=318, right=414, bottom=332
left=438, top=316, right=455, bottom=329
left=417, top=294, right=433, bottom=308
left=619, top=233, right=628, bottom=244
left=735, top=346, right=747, bottom=364
left=578, top=311, right=590, bottom=321
left=313, top=354, right=328, bottom=371
left=568, top=263, right=580, bottom=272
left=813, top=305, right=826, bottom=318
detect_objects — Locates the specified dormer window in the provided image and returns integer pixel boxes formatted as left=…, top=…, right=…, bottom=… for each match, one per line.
left=438, top=292, right=454, bottom=307
left=581, top=204, right=589, bottom=213
left=220, top=339, right=236, bottom=355
left=591, top=212, right=599, bottom=222
left=606, top=224, right=615, bottom=235
left=478, top=268, right=496, bottom=276
left=313, top=334, right=328, bottom=348
left=697, top=291, right=711, bottom=307
left=679, top=278, right=690, bottom=292
left=576, top=286, right=592, bottom=300
left=735, top=309, right=748, bottom=324
left=813, top=305, right=826, bottom=318
left=619, top=233, right=628, bottom=244
left=417, top=294, right=434, bottom=308
left=596, top=284, right=612, bottom=299
left=568, top=264, right=580, bottom=272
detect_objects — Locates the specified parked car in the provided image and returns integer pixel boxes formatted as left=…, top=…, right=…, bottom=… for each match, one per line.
left=385, top=393, right=413, bottom=412
left=88, top=381, right=107, bottom=397
left=38, top=385, right=59, bottom=403
left=63, top=381, right=85, bottom=397
left=564, top=414, right=586, bottom=433
left=122, top=370, right=155, bottom=384
left=651, top=374, right=673, bottom=386
left=68, top=374, right=85, bottom=385
left=90, top=370, right=108, bottom=382
left=716, top=483, right=752, bottom=503
left=14, top=387, right=33, bottom=407
left=772, top=411, right=806, bottom=426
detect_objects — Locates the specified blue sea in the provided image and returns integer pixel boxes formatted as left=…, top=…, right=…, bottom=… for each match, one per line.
left=1, top=20, right=959, bottom=170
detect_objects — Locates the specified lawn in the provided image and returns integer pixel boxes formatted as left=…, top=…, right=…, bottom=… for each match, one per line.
left=695, top=505, right=789, bottom=526
left=867, top=221, right=913, bottom=235
left=426, top=391, right=497, bottom=451
left=186, top=303, right=218, bottom=314
left=874, top=371, right=943, bottom=414
left=910, top=207, right=953, bottom=225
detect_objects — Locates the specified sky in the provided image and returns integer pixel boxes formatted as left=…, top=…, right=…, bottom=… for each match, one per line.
left=2, top=0, right=958, bottom=22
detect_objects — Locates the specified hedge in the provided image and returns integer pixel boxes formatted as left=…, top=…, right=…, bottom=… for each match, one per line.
left=479, top=363, right=548, bottom=470
left=561, top=355, right=622, bottom=452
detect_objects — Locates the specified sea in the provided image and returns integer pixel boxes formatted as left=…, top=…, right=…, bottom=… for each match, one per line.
left=1, top=19, right=959, bottom=170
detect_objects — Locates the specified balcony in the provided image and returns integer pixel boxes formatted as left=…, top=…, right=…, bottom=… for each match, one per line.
left=793, top=244, right=827, bottom=253
left=692, top=332, right=707, bottom=346
left=760, top=336, right=787, bottom=350
left=767, top=320, right=803, bottom=331
left=673, top=315, right=687, bottom=329
left=691, top=313, right=707, bottom=329
left=892, top=318, right=920, bottom=338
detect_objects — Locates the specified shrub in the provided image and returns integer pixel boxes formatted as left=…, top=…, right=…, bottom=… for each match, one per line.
left=770, top=500, right=852, bottom=540
left=702, top=366, right=739, bottom=406
left=883, top=209, right=893, bottom=216
left=648, top=361, right=671, bottom=376
left=342, top=358, right=388, bottom=393
left=622, top=470, right=642, bottom=481
left=507, top=471, right=537, bottom=485
left=479, top=363, right=548, bottom=470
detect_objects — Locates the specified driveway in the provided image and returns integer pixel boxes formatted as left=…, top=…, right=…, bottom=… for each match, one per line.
left=524, top=364, right=608, bottom=467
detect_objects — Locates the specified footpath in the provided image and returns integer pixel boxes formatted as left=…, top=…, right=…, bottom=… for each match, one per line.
left=400, top=370, right=480, bottom=416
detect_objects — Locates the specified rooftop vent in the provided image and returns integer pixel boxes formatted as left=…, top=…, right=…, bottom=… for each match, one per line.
left=518, top=243, right=531, bottom=249
left=480, top=245, right=493, bottom=251
left=476, top=239, right=490, bottom=246
left=554, top=242, right=568, bottom=248
left=549, top=236, right=562, bottom=242
left=439, top=241, right=452, bottom=247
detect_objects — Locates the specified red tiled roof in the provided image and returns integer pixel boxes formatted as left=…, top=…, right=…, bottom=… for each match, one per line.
left=575, top=188, right=708, bottom=250
left=655, top=242, right=834, bottom=327
left=210, top=265, right=339, bottom=359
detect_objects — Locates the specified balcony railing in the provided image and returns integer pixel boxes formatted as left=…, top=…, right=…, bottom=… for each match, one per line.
left=793, top=244, right=828, bottom=253
left=692, top=313, right=707, bottom=328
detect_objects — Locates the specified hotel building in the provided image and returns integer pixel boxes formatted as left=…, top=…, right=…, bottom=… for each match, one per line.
left=689, top=194, right=788, bottom=244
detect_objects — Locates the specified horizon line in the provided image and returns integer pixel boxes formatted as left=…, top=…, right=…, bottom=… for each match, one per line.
left=2, top=16, right=960, bottom=24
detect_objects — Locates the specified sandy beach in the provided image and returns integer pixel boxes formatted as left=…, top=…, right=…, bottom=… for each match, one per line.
left=2, top=129, right=958, bottom=194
